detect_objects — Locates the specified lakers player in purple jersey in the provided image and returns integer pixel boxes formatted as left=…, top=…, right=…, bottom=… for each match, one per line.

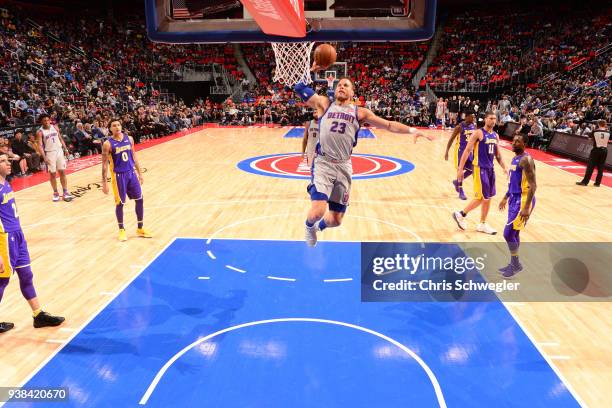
left=101, top=119, right=152, bottom=242
left=453, top=112, right=508, bottom=235
left=498, top=134, right=536, bottom=278
left=444, top=112, right=476, bottom=200
left=0, top=153, right=64, bottom=333
left=294, top=63, right=432, bottom=246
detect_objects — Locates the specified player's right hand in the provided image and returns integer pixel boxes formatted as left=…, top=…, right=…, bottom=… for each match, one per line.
left=310, top=61, right=323, bottom=72
left=499, top=198, right=507, bottom=211
left=102, top=183, right=109, bottom=195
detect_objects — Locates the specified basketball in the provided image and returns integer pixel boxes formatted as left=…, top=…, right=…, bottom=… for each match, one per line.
left=314, top=43, right=337, bottom=69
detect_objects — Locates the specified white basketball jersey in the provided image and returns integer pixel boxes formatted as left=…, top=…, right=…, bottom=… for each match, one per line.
left=318, top=103, right=360, bottom=162
left=306, top=119, right=319, bottom=156
left=39, top=125, right=62, bottom=152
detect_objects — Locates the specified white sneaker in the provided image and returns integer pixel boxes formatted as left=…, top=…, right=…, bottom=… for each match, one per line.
left=452, top=211, right=467, bottom=230
left=305, top=224, right=318, bottom=247
left=476, top=223, right=497, bottom=235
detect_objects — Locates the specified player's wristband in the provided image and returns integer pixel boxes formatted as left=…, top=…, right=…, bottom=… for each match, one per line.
left=505, top=192, right=510, bottom=198
left=294, top=81, right=315, bottom=102
left=326, top=89, right=335, bottom=100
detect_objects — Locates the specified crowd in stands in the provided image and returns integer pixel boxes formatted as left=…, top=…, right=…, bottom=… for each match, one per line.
left=0, top=7, right=237, bottom=176
left=0, top=2, right=609, bottom=175
left=239, top=41, right=432, bottom=125
left=424, top=6, right=611, bottom=91
left=430, top=53, right=610, bottom=148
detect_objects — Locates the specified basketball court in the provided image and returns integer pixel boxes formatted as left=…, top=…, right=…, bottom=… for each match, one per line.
left=1, top=0, right=611, bottom=406
left=1, top=125, right=610, bottom=407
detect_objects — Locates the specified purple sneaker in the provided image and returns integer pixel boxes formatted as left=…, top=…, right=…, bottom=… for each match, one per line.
left=501, top=263, right=523, bottom=279
left=452, top=179, right=460, bottom=193
left=458, top=188, right=467, bottom=200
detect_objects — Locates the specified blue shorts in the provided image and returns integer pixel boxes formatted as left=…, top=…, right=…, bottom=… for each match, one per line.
left=507, top=194, right=536, bottom=230
left=0, top=230, right=31, bottom=278
left=473, top=166, right=496, bottom=199
left=111, top=170, right=142, bottom=205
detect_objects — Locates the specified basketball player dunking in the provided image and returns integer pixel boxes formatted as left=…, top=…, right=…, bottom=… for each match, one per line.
left=301, top=111, right=319, bottom=168
left=0, top=153, right=65, bottom=333
left=35, top=114, right=74, bottom=202
left=498, top=133, right=536, bottom=278
left=453, top=112, right=507, bottom=235
left=445, top=112, right=476, bottom=200
left=101, top=119, right=152, bottom=242
left=294, top=64, right=432, bottom=246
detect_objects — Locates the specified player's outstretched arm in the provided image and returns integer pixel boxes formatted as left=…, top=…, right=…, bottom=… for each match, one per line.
left=129, top=136, right=144, bottom=185
left=457, top=130, right=481, bottom=182
left=357, top=108, right=433, bottom=142
left=445, top=125, right=462, bottom=160
left=293, top=80, right=329, bottom=113
left=101, top=140, right=111, bottom=195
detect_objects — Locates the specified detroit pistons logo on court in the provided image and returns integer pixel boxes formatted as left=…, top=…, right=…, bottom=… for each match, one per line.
left=237, top=153, right=415, bottom=180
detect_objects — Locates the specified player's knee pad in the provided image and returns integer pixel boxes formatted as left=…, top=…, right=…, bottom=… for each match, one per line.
left=503, top=224, right=514, bottom=241
left=503, top=225, right=520, bottom=249
left=0, top=277, right=8, bottom=301
left=16, top=265, right=36, bottom=300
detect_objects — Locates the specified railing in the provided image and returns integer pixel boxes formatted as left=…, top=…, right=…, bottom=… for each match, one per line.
left=430, top=82, right=490, bottom=93
left=151, top=71, right=184, bottom=82
left=30, top=61, right=44, bottom=76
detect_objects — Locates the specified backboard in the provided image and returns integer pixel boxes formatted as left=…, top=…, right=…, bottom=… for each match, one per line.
left=314, top=61, right=346, bottom=83
left=145, top=0, right=436, bottom=43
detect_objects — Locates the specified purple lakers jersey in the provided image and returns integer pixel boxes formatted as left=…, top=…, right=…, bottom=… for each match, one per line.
left=0, top=180, right=21, bottom=233
left=458, top=122, right=476, bottom=152
left=508, top=153, right=531, bottom=195
left=473, top=129, right=498, bottom=168
left=109, top=134, right=136, bottom=174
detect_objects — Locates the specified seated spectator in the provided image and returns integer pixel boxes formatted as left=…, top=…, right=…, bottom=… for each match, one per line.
left=575, top=122, right=592, bottom=136
left=85, top=123, right=103, bottom=153
left=11, top=130, right=40, bottom=173
left=527, top=115, right=544, bottom=148
left=73, top=122, right=96, bottom=156
left=0, top=138, right=25, bottom=178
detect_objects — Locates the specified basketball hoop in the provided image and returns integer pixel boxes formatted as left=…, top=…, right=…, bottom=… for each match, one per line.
left=271, top=42, right=315, bottom=86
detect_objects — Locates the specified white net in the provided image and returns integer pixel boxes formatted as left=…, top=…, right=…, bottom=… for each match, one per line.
left=271, top=42, right=315, bottom=86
